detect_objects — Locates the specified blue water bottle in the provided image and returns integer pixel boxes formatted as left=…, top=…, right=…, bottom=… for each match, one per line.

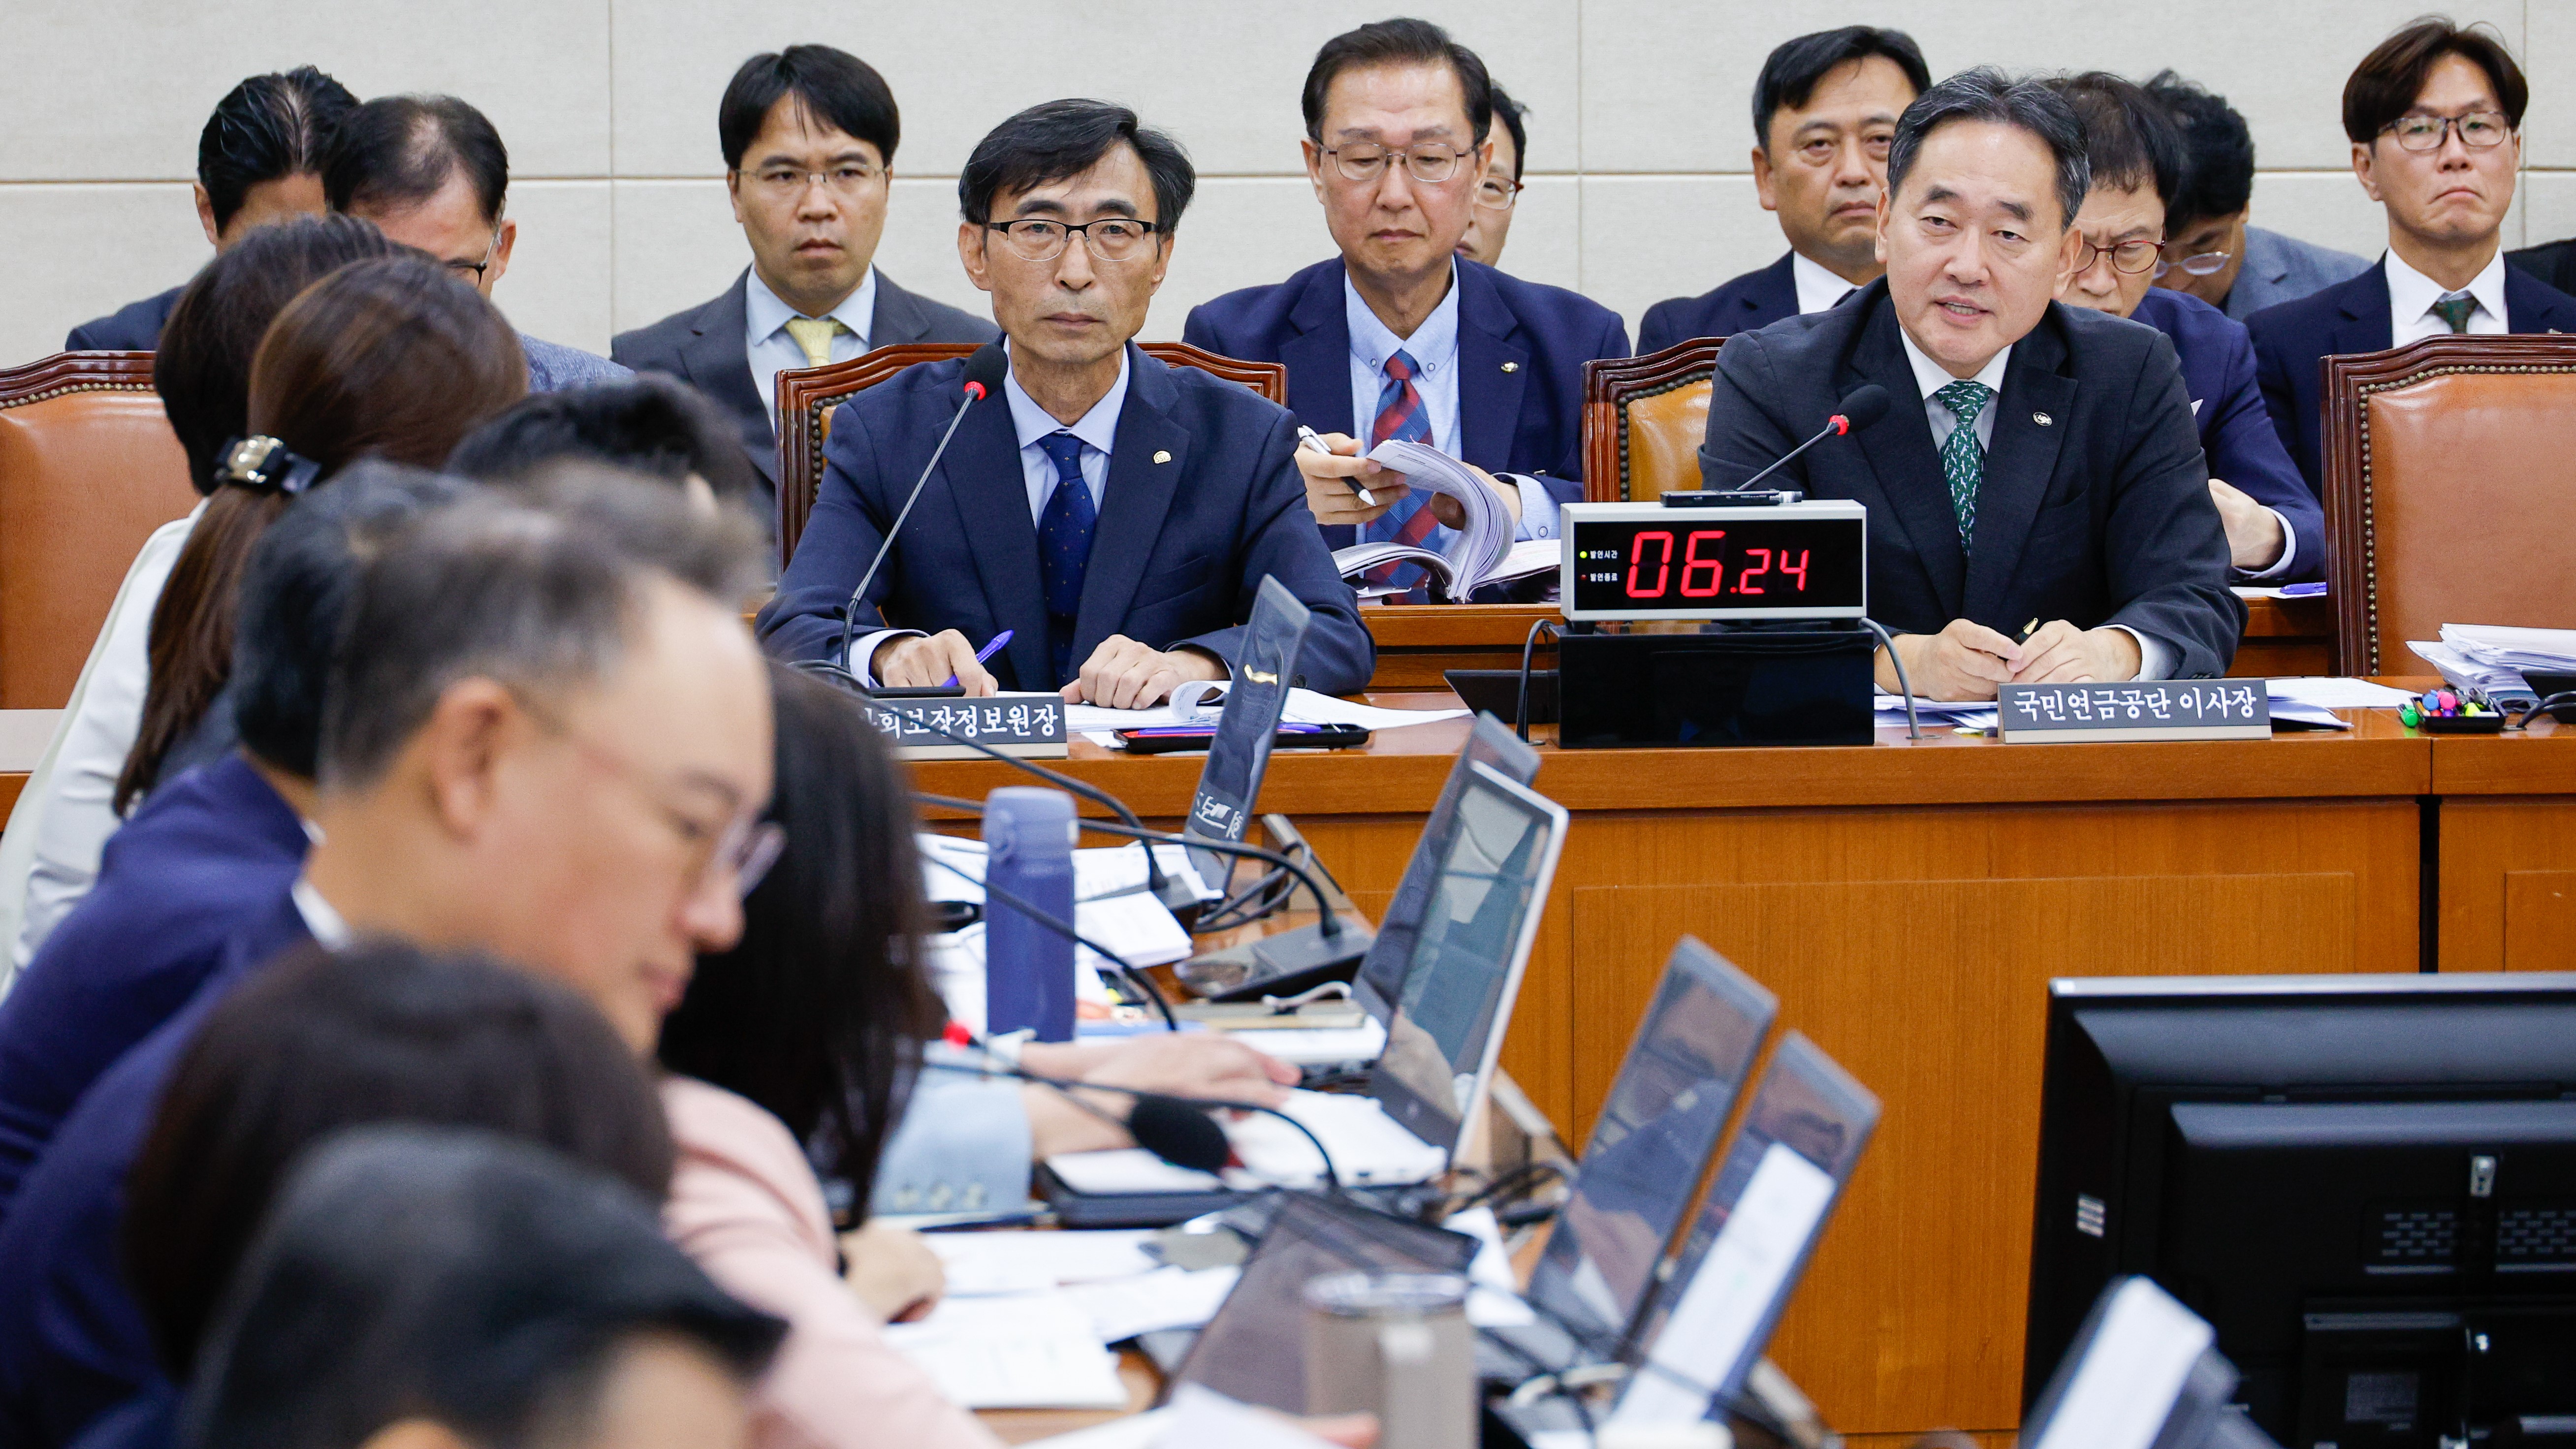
left=982, top=786, right=1076, bottom=1041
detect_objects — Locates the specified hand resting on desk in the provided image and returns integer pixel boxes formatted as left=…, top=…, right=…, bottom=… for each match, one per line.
left=872, top=630, right=999, bottom=696
left=1018, top=1033, right=1299, bottom=1157
left=838, top=1219, right=946, bottom=1323
left=1876, top=618, right=2142, bottom=701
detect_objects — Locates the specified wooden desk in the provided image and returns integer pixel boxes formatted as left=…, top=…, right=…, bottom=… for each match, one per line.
left=1356, top=595, right=2336, bottom=691
left=2422, top=701, right=2576, bottom=971
left=911, top=698, right=2427, bottom=1442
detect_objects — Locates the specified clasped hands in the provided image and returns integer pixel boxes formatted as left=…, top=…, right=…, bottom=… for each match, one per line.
left=1293, top=430, right=1521, bottom=532
left=1877, top=617, right=2142, bottom=701
left=871, top=630, right=1225, bottom=709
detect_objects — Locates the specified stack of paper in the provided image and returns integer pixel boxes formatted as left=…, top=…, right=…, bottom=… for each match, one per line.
left=924, top=1228, right=1242, bottom=1346
left=880, top=1292, right=1130, bottom=1409
left=2441, top=624, right=2576, bottom=675
left=1327, top=440, right=1557, bottom=599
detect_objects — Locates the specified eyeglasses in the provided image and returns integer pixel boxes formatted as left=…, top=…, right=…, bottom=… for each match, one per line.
left=2154, top=249, right=2231, bottom=279
left=738, top=163, right=886, bottom=201
left=1474, top=176, right=1524, bottom=212
left=982, top=217, right=1164, bottom=263
left=2382, top=111, right=2512, bottom=151
left=1324, top=143, right=1475, bottom=186
left=511, top=690, right=785, bottom=899
left=2076, top=237, right=2163, bottom=276
left=445, top=221, right=503, bottom=285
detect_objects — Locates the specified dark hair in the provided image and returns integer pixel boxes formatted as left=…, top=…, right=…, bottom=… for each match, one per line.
left=231, top=462, right=480, bottom=778
left=323, top=94, right=511, bottom=225
left=958, top=99, right=1195, bottom=233
left=197, top=67, right=358, bottom=233
left=718, top=45, right=901, bottom=171
left=2144, top=70, right=2256, bottom=228
left=122, top=255, right=526, bottom=811
left=2047, top=72, right=2189, bottom=207
left=155, top=215, right=405, bottom=494
left=661, top=665, right=943, bottom=1220
left=1751, top=26, right=1932, bottom=146
left=319, top=473, right=763, bottom=790
left=122, top=942, right=675, bottom=1380
left=1886, top=67, right=2091, bottom=231
left=1489, top=83, right=1528, bottom=179
left=183, top=1127, right=780, bottom=1449
left=2342, top=17, right=2527, bottom=145
left=447, top=377, right=762, bottom=506
left=1302, top=18, right=1494, bottom=149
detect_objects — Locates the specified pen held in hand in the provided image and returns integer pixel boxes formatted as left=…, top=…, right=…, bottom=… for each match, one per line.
left=942, top=628, right=1015, bottom=687
left=1297, top=424, right=1376, bottom=507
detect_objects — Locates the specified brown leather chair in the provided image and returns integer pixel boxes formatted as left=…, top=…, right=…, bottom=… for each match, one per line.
left=773, top=342, right=1288, bottom=562
left=2321, top=335, right=2576, bottom=674
left=0, top=353, right=197, bottom=709
left=1581, top=338, right=1725, bottom=503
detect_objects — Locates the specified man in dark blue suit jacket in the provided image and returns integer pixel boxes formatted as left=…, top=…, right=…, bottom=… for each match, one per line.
left=761, top=101, right=1368, bottom=704
left=1180, top=20, right=1621, bottom=564
left=1636, top=27, right=1929, bottom=354
left=1700, top=72, right=2240, bottom=699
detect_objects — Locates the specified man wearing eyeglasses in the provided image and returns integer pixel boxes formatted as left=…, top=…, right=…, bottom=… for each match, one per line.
left=1184, top=19, right=1627, bottom=594
left=2143, top=73, right=2369, bottom=323
left=2249, top=19, right=2576, bottom=495
left=758, top=99, right=1370, bottom=707
left=615, top=47, right=996, bottom=525
left=2047, top=74, right=2319, bottom=583
left=322, top=95, right=629, bottom=396
left=1453, top=85, right=1527, bottom=268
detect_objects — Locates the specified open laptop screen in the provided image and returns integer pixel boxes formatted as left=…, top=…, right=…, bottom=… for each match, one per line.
left=1369, top=763, right=1566, bottom=1155
left=1524, top=938, right=1779, bottom=1355
left=1182, top=576, right=1311, bottom=894
left=1353, top=714, right=1541, bottom=1023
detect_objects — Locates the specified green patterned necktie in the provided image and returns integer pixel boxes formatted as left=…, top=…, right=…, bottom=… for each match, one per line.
left=2430, top=292, right=2478, bottom=333
left=1934, top=379, right=1994, bottom=547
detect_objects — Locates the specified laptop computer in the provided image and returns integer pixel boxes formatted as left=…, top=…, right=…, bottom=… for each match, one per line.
left=1179, top=574, right=1311, bottom=896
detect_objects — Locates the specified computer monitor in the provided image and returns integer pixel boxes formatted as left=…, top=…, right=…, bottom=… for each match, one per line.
left=1181, top=575, right=1311, bottom=894
left=2024, top=973, right=2576, bottom=1447
left=1354, top=713, right=1542, bottom=1023
left=1523, top=938, right=1780, bottom=1356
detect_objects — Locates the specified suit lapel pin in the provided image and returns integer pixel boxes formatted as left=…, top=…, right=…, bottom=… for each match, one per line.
left=1153, top=450, right=1172, bottom=464
left=2033, top=411, right=2053, bottom=427
left=1500, top=361, right=1519, bottom=373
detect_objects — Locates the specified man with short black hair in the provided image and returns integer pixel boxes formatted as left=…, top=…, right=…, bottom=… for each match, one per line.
left=2143, top=72, right=2370, bottom=322
left=615, top=46, right=997, bottom=515
left=1187, top=18, right=1626, bottom=587
left=1638, top=27, right=1929, bottom=352
left=324, top=94, right=629, bottom=393
left=2248, top=19, right=2576, bottom=495
left=64, top=67, right=354, bottom=351
left=761, top=99, right=1368, bottom=705
left=1454, top=82, right=1527, bottom=268
left=1698, top=68, right=2240, bottom=701
left=449, top=376, right=764, bottom=511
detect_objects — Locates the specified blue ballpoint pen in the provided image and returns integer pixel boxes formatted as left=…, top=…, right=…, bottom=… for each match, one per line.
left=943, top=628, right=1015, bottom=686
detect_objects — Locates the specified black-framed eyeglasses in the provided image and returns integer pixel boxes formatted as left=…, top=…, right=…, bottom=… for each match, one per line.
left=982, top=217, right=1164, bottom=263
left=2076, top=237, right=2163, bottom=276
left=1324, top=143, right=1474, bottom=186
left=2382, top=111, right=2512, bottom=152
left=445, top=220, right=504, bottom=285
left=1474, top=175, right=1524, bottom=212
left=2154, top=248, right=2230, bottom=279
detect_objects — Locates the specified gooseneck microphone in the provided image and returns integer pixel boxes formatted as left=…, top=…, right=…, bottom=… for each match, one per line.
left=1724, top=382, right=1891, bottom=494
left=833, top=341, right=1012, bottom=671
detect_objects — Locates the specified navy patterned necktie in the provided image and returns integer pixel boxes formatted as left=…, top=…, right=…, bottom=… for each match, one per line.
left=1036, top=432, right=1096, bottom=685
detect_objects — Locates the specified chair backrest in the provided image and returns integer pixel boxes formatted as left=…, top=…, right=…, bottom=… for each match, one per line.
left=774, top=341, right=1289, bottom=561
left=2322, top=335, right=2576, bottom=674
left=0, top=353, right=198, bottom=709
left=1582, top=339, right=1725, bottom=503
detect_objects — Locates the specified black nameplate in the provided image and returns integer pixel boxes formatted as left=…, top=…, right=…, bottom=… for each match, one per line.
left=861, top=692, right=1070, bottom=758
left=1997, top=681, right=2270, bottom=743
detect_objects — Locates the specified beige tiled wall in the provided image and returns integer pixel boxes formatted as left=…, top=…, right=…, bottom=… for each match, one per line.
left=3, top=1, right=2557, bottom=367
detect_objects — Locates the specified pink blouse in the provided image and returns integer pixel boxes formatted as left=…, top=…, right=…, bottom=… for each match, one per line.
left=661, top=1075, right=1001, bottom=1449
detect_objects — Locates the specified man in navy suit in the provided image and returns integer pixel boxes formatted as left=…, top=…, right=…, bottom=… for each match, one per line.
left=1182, top=19, right=1623, bottom=574
left=1698, top=70, right=2240, bottom=701
left=1637, top=28, right=1929, bottom=354
left=64, top=67, right=353, bottom=352
left=2047, top=74, right=2322, bottom=583
left=2142, top=72, right=2371, bottom=322
left=614, top=46, right=996, bottom=518
left=2249, top=19, right=2576, bottom=496
left=762, top=100, right=1368, bottom=706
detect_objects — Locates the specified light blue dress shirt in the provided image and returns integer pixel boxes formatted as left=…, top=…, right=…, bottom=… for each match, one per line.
left=745, top=266, right=878, bottom=427
left=1342, top=267, right=1559, bottom=541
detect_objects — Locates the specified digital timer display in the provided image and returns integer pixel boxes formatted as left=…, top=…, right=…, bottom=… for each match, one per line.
left=1561, top=505, right=1866, bottom=621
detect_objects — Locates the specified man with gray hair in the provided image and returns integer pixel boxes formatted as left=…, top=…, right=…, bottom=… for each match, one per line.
left=1695, top=67, right=2239, bottom=702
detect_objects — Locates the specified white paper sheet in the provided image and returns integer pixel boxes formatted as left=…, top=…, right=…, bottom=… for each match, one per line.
left=880, top=1292, right=1130, bottom=1409
left=925, top=1229, right=1158, bottom=1296
left=1446, top=1204, right=1539, bottom=1328
left=2442, top=623, right=2576, bottom=673
left=2024, top=1278, right=2214, bottom=1449
left=2262, top=677, right=2420, bottom=709
left=1066, top=688, right=1465, bottom=736
left=1064, top=1264, right=1243, bottom=1342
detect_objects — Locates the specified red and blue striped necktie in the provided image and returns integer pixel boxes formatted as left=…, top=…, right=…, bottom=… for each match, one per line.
left=1363, top=349, right=1440, bottom=594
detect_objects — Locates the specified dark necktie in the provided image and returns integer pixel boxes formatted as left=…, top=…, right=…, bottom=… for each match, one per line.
left=1361, top=349, right=1440, bottom=595
left=1036, top=432, right=1096, bottom=685
left=1934, top=380, right=1994, bottom=549
left=2431, top=291, right=2478, bottom=334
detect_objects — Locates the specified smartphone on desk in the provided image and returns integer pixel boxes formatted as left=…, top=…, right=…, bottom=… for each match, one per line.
left=1114, top=724, right=1371, bottom=754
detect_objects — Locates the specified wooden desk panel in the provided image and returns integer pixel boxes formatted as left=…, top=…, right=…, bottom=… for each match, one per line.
left=2428, top=712, right=2576, bottom=969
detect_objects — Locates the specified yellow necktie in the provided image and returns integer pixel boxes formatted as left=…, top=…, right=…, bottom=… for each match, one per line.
left=783, top=315, right=849, bottom=369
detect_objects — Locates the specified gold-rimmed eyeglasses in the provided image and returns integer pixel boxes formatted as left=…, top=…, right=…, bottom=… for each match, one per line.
left=1474, top=175, right=1524, bottom=212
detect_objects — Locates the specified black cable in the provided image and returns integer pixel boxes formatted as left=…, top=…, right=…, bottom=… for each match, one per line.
left=920, top=1051, right=1342, bottom=1195
left=1860, top=617, right=1921, bottom=740
left=1516, top=617, right=1560, bottom=743
left=921, top=852, right=1178, bottom=1032
left=1064, top=819, right=1354, bottom=944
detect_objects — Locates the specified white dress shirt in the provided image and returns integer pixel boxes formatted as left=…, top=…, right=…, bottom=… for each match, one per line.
left=1790, top=251, right=1864, bottom=315
left=1342, top=267, right=1560, bottom=541
left=2385, top=248, right=2509, bottom=345
left=849, top=348, right=1129, bottom=684
left=291, top=876, right=351, bottom=947
left=746, top=266, right=878, bottom=427
left=1893, top=328, right=2174, bottom=682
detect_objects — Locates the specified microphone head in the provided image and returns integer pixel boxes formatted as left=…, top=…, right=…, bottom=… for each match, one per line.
left=1836, top=383, right=1893, bottom=433
left=960, top=341, right=1010, bottom=402
left=1126, top=1095, right=1233, bottom=1175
